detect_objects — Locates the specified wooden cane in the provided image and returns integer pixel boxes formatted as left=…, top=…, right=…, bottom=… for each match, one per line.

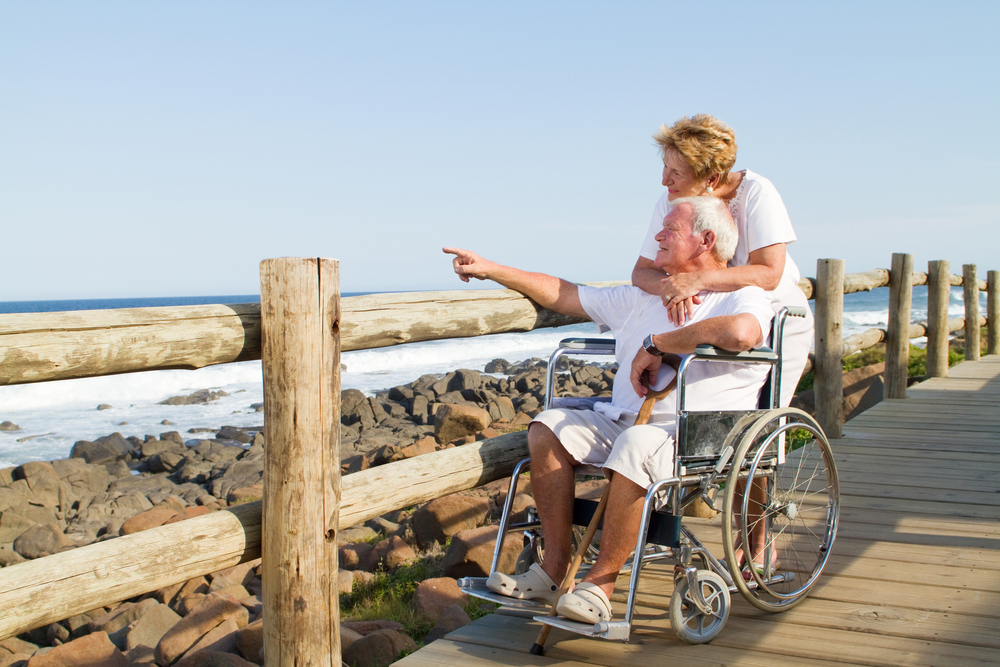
left=529, top=360, right=680, bottom=655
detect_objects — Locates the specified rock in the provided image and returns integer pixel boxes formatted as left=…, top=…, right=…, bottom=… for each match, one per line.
left=97, top=404, right=113, bottom=411
left=13, top=523, right=77, bottom=559
left=155, top=592, right=248, bottom=666
left=371, top=535, right=416, bottom=570
left=209, top=559, right=260, bottom=588
left=337, top=568, right=354, bottom=595
left=340, top=525, right=378, bottom=543
left=424, top=603, right=472, bottom=644
left=0, top=422, right=21, bottom=432
left=235, top=618, right=263, bottom=662
left=126, top=602, right=182, bottom=655
left=484, top=359, right=511, bottom=374
left=391, top=436, right=437, bottom=462
left=338, top=542, right=374, bottom=571
left=434, top=404, right=491, bottom=444
left=342, top=629, right=416, bottom=667
left=46, top=622, right=70, bottom=645
left=173, top=651, right=257, bottom=667
left=121, top=507, right=180, bottom=535
left=24, top=631, right=128, bottom=666
left=340, top=626, right=363, bottom=652
left=89, top=598, right=159, bottom=638
left=441, top=525, right=522, bottom=578
left=0, top=637, right=37, bottom=656
left=412, top=495, right=491, bottom=549
left=0, top=543, right=26, bottom=566
left=69, top=432, right=133, bottom=464
left=341, top=620, right=402, bottom=635
left=413, top=578, right=468, bottom=621
left=177, top=618, right=239, bottom=662
left=450, top=369, right=482, bottom=391
left=0, top=512, right=35, bottom=544
left=159, top=390, right=229, bottom=406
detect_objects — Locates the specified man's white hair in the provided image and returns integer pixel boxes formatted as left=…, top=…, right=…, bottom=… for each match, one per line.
left=670, top=196, right=738, bottom=263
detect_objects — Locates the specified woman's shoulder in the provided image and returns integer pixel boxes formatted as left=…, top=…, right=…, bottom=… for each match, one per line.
left=740, top=170, right=778, bottom=193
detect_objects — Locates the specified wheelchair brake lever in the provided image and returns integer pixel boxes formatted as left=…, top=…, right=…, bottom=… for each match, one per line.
left=714, top=445, right=734, bottom=474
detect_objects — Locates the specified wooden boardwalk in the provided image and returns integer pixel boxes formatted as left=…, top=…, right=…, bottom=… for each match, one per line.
left=395, top=356, right=1000, bottom=667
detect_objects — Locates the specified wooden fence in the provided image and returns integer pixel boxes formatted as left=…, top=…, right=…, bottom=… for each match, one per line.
left=0, top=254, right=996, bottom=665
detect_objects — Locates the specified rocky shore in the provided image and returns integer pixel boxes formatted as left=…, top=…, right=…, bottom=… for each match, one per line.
left=0, top=355, right=615, bottom=667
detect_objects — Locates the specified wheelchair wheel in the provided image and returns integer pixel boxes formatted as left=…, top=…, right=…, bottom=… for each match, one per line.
left=669, top=570, right=731, bottom=644
left=722, top=408, right=839, bottom=612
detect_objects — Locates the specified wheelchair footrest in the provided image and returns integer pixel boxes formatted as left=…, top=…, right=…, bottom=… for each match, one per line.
left=457, top=577, right=553, bottom=614
left=533, top=615, right=631, bottom=641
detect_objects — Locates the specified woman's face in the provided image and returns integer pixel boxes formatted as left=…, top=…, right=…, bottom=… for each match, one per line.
left=661, top=148, right=711, bottom=201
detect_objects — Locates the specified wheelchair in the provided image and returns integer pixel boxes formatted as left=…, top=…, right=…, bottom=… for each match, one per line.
left=458, top=306, right=840, bottom=645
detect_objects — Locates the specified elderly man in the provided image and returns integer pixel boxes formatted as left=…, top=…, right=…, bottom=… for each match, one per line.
left=442, top=196, right=773, bottom=624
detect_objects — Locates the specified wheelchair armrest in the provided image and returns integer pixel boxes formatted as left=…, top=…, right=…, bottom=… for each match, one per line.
left=693, top=344, right=778, bottom=362
left=557, top=337, right=616, bottom=354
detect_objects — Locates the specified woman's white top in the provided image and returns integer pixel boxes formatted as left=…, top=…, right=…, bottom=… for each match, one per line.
left=638, top=170, right=802, bottom=308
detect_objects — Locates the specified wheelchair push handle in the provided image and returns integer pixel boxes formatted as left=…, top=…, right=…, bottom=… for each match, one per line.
left=783, top=305, right=808, bottom=319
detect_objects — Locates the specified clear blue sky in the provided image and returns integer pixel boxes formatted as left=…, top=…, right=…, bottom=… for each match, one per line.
left=2, top=1, right=997, bottom=300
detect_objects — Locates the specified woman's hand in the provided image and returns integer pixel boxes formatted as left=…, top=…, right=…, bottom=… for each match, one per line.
left=442, top=247, right=494, bottom=282
left=630, top=347, right=662, bottom=397
left=660, top=272, right=703, bottom=325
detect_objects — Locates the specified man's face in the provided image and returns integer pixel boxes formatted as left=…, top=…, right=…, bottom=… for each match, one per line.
left=654, top=204, right=700, bottom=274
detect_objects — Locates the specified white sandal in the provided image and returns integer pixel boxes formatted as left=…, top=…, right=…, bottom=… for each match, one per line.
left=555, top=581, right=613, bottom=623
left=486, top=564, right=560, bottom=604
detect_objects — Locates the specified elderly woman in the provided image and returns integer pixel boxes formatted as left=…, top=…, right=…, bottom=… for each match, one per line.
left=632, top=114, right=813, bottom=409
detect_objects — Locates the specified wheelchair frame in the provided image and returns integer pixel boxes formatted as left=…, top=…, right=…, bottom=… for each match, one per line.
left=458, top=307, right=840, bottom=645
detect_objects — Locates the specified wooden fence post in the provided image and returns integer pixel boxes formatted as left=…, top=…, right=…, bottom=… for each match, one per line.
left=963, top=264, right=980, bottom=362
left=885, top=253, right=913, bottom=399
left=926, top=260, right=950, bottom=378
left=260, top=258, right=341, bottom=667
left=988, top=270, right=999, bottom=356
left=815, top=259, right=844, bottom=438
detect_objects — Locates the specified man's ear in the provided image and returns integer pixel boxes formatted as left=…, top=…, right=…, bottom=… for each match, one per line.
left=701, top=230, right=717, bottom=253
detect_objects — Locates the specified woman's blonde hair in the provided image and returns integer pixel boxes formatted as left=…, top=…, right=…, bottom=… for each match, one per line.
left=654, top=114, right=738, bottom=185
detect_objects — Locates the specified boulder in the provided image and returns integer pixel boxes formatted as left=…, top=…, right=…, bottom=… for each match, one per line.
left=121, top=507, right=180, bottom=535
left=0, top=422, right=21, bottom=432
left=173, top=651, right=257, bottom=667
left=69, top=433, right=133, bottom=465
left=413, top=577, right=468, bottom=621
left=371, top=535, right=417, bottom=570
left=441, top=525, right=522, bottom=578
left=155, top=592, right=248, bottom=666
left=424, top=603, right=472, bottom=644
left=177, top=617, right=240, bottom=662
left=0, top=512, right=35, bottom=544
left=341, top=620, right=403, bottom=635
left=339, top=542, right=374, bottom=572
left=434, top=404, right=491, bottom=444
left=13, top=523, right=77, bottom=559
left=235, top=618, right=263, bottom=662
left=24, top=631, right=128, bottom=667
left=412, top=495, right=491, bottom=549
left=484, top=358, right=511, bottom=373
left=0, top=543, right=26, bottom=567
left=126, top=602, right=182, bottom=655
left=342, top=629, right=416, bottom=667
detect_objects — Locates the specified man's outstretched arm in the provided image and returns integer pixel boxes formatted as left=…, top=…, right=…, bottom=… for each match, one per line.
left=443, top=247, right=587, bottom=319
left=629, top=313, right=764, bottom=396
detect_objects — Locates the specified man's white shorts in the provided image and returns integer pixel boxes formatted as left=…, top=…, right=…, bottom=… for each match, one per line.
left=531, top=408, right=677, bottom=490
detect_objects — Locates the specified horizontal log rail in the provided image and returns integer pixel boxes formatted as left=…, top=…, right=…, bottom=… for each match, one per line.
left=0, top=274, right=987, bottom=386
left=0, top=431, right=529, bottom=642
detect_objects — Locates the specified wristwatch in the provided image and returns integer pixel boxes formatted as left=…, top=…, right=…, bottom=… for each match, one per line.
left=642, top=333, right=664, bottom=357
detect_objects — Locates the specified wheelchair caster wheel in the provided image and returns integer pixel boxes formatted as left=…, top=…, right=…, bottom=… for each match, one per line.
left=669, top=570, right=730, bottom=644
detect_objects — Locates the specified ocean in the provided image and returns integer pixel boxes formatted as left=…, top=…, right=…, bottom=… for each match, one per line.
left=0, top=286, right=985, bottom=468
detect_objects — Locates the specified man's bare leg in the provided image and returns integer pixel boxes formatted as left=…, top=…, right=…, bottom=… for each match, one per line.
left=527, top=422, right=580, bottom=584
left=577, top=473, right=646, bottom=600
